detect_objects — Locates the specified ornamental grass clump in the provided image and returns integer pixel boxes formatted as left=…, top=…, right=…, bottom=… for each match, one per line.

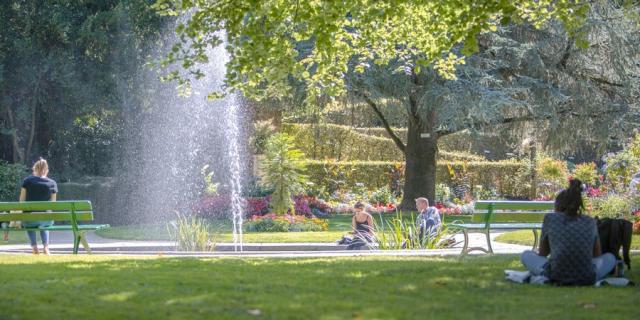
left=167, top=211, right=216, bottom=251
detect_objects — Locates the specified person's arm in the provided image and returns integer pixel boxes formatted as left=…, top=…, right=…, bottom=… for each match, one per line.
left=593, top=238, right=602, bottom=257
left=351, top=215, right=356, bottom=233
left=19, top=188, right=26, bottom=202
left=538, top=237, right=550, bottom=257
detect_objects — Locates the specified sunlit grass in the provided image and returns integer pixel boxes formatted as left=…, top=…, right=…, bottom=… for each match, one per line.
left=495, top=231, right=640, bottom=249
left=0, top=254, right=637, bottom=319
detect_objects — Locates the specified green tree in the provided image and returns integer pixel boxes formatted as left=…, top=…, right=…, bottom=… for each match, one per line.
left=156, top=0, right=639, bottom=207
left=262, top=133, right=307, bottom=215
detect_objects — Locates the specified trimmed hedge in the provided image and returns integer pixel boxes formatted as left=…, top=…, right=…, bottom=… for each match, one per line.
left=0, top=161, right=27, bottom=201
left=303, top=159, right=529, bottom=198
left=284, top=123, right=484, bottom=162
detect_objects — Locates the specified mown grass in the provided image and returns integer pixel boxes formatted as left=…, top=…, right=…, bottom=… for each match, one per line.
left=495, top=231, right=640, bottom=250
left=0, top=254, right=637, bottom=319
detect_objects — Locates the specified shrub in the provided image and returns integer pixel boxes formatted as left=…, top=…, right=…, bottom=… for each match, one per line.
left=572, top=162, right=598, bottom=186
left=536, top=156, right=569, bottom=197
left=261, top=133, right=307, bottom=215
left=193, top=195, right=232, bottom=219
left=587, top=194, right=632, bottom=219
left=251, top=119, right=277, bottom=154
left=284, top=123, right=484, bottom=162
left=303, top=159, right=529, bottom=198
left=244, top=213, right=328, bottom=232
left=0, top=161, right=26, bottom=201
left=369, top=186, right=394, bottom=205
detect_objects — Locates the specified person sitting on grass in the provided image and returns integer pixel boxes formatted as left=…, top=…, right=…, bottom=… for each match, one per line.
left=520, top=179, right=616, bottom=285
left=346, top=201, right=375, bottom=249
left=415, top=197, right=441, bottom=242
left=20, top=158, right=58, bottom=255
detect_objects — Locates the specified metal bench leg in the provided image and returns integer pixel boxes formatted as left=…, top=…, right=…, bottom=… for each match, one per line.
left=461, top=229, right=469, bottom=255
left=485, top=229, right=493, bottom=254
left=73, top=234, right=80, bottom=254
left=532, top=229, right=539, bottom=251
left=80, top=232, right=92, bottom=254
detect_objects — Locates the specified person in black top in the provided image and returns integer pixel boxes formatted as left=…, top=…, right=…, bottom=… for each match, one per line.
left=20, top=158, right=57, bottom=255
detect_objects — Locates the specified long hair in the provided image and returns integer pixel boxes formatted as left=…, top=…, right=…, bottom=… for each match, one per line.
left=555, top=179, right=584, bottom=217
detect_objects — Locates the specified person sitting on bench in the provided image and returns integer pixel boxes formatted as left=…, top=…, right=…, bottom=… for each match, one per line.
left=20, top=158, right=58, bottom=255
left=520, top=179, right=616, bottom=285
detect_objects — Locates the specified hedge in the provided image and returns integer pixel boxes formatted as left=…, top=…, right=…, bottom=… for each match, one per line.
left=284, top=123, right=484, bottom=162
left=303, top=159, right=529, bottom=198
left=0, top=161, right=27, bottom=201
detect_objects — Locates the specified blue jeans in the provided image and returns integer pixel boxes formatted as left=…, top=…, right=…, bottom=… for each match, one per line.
left=521, top=250, right=617, bottom=282
left=23, top=221, right=53, bottom=246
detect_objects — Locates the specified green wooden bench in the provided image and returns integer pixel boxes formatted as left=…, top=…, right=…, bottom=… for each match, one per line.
left=0, top=201, right=109, bottom=254
left=449, top=200, right=554, bottom=255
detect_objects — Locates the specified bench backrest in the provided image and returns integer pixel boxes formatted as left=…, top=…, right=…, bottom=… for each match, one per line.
left=472, top=200, right=554, bottom=226
left=0, top=201, right=94, bottom=223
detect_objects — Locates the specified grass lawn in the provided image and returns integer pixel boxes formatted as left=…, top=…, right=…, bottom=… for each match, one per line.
left=495, top=231, right=640, bottom=250
left=95, top=214, right=471, bottom=242
left=0, top=254, right=638, bottom=319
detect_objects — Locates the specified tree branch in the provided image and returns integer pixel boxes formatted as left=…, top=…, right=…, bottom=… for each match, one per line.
left=358, top=92, right=406, bottom=153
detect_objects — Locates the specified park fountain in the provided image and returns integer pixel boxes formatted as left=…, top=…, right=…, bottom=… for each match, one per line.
left=120, top=20, right=247, bottom=251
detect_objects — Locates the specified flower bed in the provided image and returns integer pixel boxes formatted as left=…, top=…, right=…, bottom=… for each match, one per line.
left=244, top=213, right=328, bottom=232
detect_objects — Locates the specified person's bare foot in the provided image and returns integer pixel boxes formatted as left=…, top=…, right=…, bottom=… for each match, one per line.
left=32, top=246, right=39, bottom=255
left=43, top=246, right=50, bottom=255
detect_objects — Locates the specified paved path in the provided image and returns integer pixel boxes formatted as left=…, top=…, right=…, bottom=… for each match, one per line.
left=0, top=230, right=535, bottom=257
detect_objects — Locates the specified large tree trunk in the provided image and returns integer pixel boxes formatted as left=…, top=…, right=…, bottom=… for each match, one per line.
left=400, top=118, right=438, bottom=210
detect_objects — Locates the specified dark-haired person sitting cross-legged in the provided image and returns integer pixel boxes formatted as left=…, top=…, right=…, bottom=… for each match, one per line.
left=520, top=179, right=616, bottom=285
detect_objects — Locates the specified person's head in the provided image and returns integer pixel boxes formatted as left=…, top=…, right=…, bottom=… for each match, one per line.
left=32, top=158, right=49, bottom=177
left=354, top=201, right=366, bottom=213
left=555, top=179, right=584, bottom=217
left=415, top=197, right=429, bottom=212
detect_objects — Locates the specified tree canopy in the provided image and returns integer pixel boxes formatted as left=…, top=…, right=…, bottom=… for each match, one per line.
left=154, top=0, right=592, bottom=102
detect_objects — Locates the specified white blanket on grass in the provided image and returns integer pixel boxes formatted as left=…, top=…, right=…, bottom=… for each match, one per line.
left=504, top=270, right=634, bottom=287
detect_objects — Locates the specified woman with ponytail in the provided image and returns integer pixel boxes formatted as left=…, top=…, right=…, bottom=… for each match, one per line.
left=20, top=158, right=57, bottom=255
left=520, top=179, right=616, bottom=285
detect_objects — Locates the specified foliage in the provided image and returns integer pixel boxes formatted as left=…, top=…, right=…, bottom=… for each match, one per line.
left=572, top=162, right=598, bottom=186
left=435, top=183, right=452, bottom=203
left=284, top=123, right=484, bottom=162
left=155, top=0, right=588, bottom=102
left=200, top=165, right=219, bottom=196
left=536, top=156, right=569, bottom=197
left=604, top=133, right=640, bottom=192
left=374, top=211, right=450, bottom=250
left=167, top=212, right=216, bottom=251
left=303, top=159, right=529, bottom=198
left=0, top=0, right=165, bottom=175
left=250, top=119, right=277, bottom=154
left=0, top=161, right=26, bottom=201
left=192, top=195, right=232, bottom=219
left=244, top=214, right=328, bottom=232
left=369, top=187, right=395, bottom=206
left=261, top=133, right=308, bottom=215
left=587, top=194, right=633, bottom=219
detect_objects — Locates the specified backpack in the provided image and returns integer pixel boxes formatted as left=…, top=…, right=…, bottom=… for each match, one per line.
left=596, top=217, right=632, bottom=270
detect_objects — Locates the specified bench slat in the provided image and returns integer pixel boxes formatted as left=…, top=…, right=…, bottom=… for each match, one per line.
left=0, top=201, right=92, bottom=212
left=3, top=224, right=110, bottom=231
left=474, top=200, right=554, bottom=211
left=0, top=212, right=94, bottom=221
left=471, top=212, right=547, bottom=223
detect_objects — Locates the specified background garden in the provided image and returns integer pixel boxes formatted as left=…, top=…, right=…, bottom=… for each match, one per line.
left=1, top=1, right=640, bottom=250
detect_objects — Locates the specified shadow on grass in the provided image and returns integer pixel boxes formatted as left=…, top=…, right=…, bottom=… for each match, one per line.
left=0, top=255, right=638, bottom=319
